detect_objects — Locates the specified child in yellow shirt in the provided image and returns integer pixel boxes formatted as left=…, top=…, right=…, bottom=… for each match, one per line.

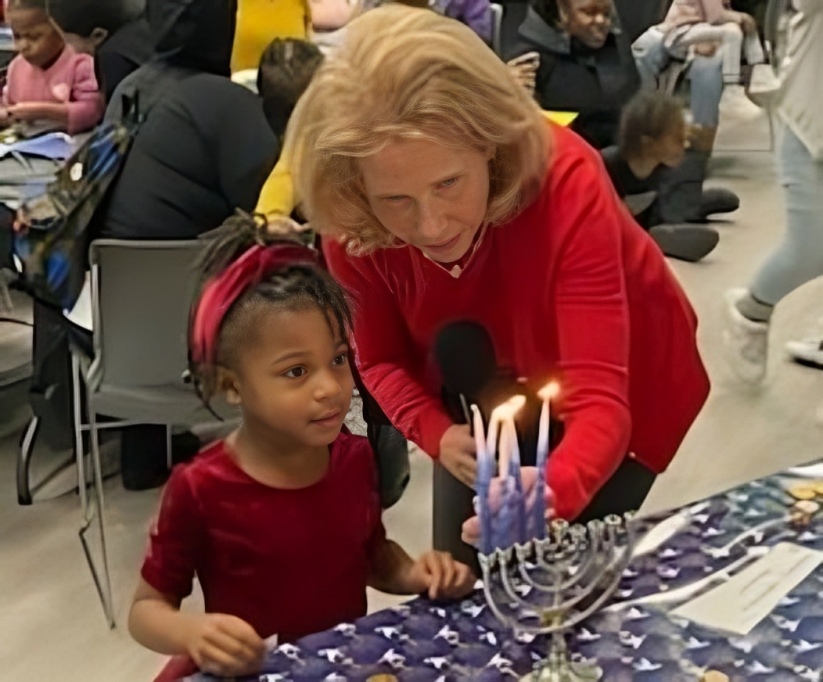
left=232, top=0, right=311, bottom=72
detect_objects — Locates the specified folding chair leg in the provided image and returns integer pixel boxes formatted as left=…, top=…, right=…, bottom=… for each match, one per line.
left=166, top=425, right=173, bottom=470
left=71, top=355, right=88, bottom=516
left=79, top=408, right=116, bottom=629
left=16, top=416, right=39, bottom=505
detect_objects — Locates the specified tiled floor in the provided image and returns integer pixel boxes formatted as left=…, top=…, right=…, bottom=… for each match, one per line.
left=1, top=104, right=822, bottom=681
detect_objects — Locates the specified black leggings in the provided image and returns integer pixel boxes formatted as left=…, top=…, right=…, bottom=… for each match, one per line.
left=433, top=455, right=656, bottom=571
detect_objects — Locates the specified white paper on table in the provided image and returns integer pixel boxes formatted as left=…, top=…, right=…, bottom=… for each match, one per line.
left=786, top=462, right=823, bottom=479
left=672, top=542, right=823, bottom=635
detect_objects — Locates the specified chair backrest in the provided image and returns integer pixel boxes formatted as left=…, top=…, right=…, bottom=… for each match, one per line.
left=88, top=239, right=204, bottom=389
left=490, top=3, right=504, bottom=55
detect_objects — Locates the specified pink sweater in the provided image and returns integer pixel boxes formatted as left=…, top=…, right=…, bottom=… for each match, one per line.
left=3, top=44, right=105, bottom=135
left=660, top=0, right=740, bottom=32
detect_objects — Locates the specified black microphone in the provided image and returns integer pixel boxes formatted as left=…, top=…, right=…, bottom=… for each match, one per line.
left=434, top=321, right=498, bottom=425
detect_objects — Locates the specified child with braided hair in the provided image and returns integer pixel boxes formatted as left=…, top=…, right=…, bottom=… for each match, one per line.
left=129, top=213, right=475, bottom=682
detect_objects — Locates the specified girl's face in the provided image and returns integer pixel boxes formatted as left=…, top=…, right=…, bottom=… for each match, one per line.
left=646, top=117, right=688, bottom=169
left=560, top=0, right=613, bottom=50
left=359, top=136, right=491, bottom=264
left=223, top=306, right=354, bottom=450
left=8, top=8, right=65, bottom=69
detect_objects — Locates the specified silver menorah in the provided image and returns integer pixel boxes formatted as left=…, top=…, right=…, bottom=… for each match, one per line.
left=478, top=513, right=636, bottom=682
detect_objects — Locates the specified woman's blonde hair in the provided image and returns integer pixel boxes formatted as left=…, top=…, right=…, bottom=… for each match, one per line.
left=286, top=4, right=550, bottom=254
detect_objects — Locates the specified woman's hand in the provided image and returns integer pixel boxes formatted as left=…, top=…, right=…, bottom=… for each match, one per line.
left=438, top=423, right=477, bottom=487
left=404, top=550, right=477, bottom=600
left=184, top=613, right=266, bottom=677
left=461, top=467, right=555, bottom=547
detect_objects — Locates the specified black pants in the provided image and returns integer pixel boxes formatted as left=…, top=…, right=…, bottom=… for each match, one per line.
left=432, top=455, right=657, bottom=571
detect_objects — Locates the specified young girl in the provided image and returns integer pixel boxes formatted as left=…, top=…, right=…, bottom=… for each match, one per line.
left=601, top=90, right=739, bottom=262
left=129, top=214, right=476, bottom=681
left=2, top=0, right=104, bottom=135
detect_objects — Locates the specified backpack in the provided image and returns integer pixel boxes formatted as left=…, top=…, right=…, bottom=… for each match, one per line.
left=12, top=95, right=142, bottom=311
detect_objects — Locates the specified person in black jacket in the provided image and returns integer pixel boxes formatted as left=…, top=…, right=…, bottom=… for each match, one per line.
left=42, top=0, right=153, bottom=103
left=508, top=0, right=640, bottom=149
left=92, top=0, right=279, bottom=488
left=99, top=0, right=278, bottom=241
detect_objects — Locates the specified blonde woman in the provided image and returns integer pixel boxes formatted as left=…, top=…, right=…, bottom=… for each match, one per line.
left=287, top=6, right=710, bottom=562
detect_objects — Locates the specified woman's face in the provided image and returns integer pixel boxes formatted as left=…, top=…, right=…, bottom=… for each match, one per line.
left=359, top=137, right=491, bottom=264
left=560, top=0, right=612, bottom=50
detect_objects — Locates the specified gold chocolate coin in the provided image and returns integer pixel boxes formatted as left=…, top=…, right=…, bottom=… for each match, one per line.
left=789, top=486, right=817, bottom=501
left=701, top=672, right=730, bottom=682
left=367, top=676, right=399, bottom=682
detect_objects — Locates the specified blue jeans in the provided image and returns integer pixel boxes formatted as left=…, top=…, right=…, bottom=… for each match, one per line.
left=633, top=27, right=724, bottom=127
left=750, top=124, right=823, bottom=306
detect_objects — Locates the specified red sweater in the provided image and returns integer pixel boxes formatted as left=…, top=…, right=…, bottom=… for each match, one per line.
left=142, top=429, right=385, bottom=676
left=324, top=125, right=709, bottom=520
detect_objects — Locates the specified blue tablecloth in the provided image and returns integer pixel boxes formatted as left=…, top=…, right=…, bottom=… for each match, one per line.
left=188, top=474, right=823, bottom=681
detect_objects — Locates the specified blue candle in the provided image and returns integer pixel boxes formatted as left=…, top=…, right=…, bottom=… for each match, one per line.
left=472, top=405, right=493, bottom=555
left=505, top=418, right=528, bottom=544
left=534, top=383, right=558, bottom=540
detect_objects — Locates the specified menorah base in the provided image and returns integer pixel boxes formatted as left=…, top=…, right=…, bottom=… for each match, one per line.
left=524, top=659, right=602, bottom=682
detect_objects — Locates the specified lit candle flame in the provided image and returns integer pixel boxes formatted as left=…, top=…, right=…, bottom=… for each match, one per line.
left=538, top=381, right=559, bottom=401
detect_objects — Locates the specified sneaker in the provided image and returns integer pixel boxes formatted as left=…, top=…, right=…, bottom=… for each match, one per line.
left=786, top=338, right=823, bottom=369
left=723, top=288, right=769, bottom=383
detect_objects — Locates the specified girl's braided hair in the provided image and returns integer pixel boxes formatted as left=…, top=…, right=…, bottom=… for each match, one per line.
left=191, top=212, right=352, bottom=404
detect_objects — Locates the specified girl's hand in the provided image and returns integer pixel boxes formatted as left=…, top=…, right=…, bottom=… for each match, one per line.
left=184, top=613, right=266, bottom=677
left=461, top=466, right=555, bottom=547
left=405, top=550, right=476, bottom=600
left=5, top=103, right=34, bottom=122
left=438, top=423, right=477, bottom=487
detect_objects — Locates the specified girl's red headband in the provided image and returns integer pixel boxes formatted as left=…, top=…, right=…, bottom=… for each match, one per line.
left=190, top=242, right=319, bottom=367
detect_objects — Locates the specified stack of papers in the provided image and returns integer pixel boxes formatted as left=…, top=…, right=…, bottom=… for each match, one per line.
left=0, top=132, right=75, bottom=161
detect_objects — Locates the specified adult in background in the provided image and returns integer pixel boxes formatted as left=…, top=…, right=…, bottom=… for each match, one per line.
left=89, top=0, right=278, bottom=489
left=99, top=0, right=277, bottom=241
left=508, top=0, right=639, bottom=149
left=41, top=0, right=152, bottom=103
left=725, top=0, right=823, bottom=383
left=287, top=6, right=710, bottom=565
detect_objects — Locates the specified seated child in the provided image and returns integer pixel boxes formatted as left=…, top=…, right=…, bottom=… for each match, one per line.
left=2, top=0, right=104, bottom=135
left=601, top=91, right=739, bottom=262
left=44, top=0, right=153, bottom=103
left=129, top=214, right=476, bottom=681
left=255, top=37, right=325, bottom=226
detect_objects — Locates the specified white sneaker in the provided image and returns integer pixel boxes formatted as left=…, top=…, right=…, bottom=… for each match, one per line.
left=723, top=288, right=769, bottom=383
left=786, top=338, right=823, bottom=369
